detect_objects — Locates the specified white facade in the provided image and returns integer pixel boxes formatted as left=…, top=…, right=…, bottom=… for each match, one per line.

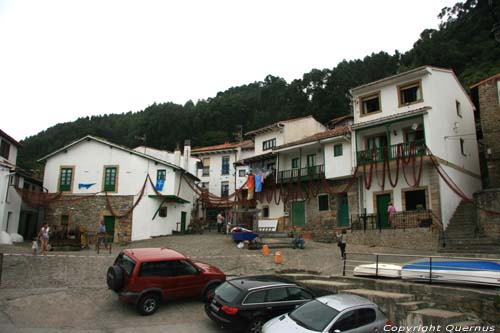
left=40, top=136, right=198, bottom=241
left=351, top=66, right=482, bottom=228
left=0, top=131, right=22, bottom=234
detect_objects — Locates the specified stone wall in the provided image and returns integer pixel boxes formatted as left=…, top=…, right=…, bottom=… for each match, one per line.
left=348, top=228, right=440, bottom=251
left=284, top=179, right=358, bottom=240
left=474, top=189, right=500, bottom=239
left=44, top=195, right=134, bottom=242
left=478, top=79, right=500, bottom=188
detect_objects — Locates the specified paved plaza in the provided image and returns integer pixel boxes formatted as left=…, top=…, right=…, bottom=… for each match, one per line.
left=0, top=233, right=439, bottom=332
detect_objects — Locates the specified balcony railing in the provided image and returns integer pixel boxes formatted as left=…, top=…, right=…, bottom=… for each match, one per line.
left=277, top=164, right=325, bottom=183
left=351, top=209, right=434, bottom=230
left=356, top=140, right=427, bottom=165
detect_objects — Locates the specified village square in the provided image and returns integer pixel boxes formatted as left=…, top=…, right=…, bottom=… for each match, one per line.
left=1, top=0, right=500, bottom=332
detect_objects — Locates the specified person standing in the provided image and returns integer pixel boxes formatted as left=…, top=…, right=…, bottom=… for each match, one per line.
left=387, top=202, right=396, bottom=228
left=216, top=212, right=224, bottom=233
left=32, top=238, right=39, bottom=255
left=98, top=220, right=107, bottom=249
left=336, top=230, right=347, bottom=259
left=37, top=223, right=50, bottom=255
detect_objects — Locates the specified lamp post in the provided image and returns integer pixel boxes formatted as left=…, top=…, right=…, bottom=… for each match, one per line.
left=490, top=0, right=500, bottom=42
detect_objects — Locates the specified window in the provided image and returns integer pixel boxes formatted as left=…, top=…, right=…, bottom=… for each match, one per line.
left=221, top=181, right=229, bottom=197
left=221, top=156, right=230, bottom=175
left=307, top=154, right=316, bottom=167
left=262, top=206, right=269, bottom=218
left=360, top=93, right=381, bottom=115
left=244, top=290, right=266, bottom=304
left=238, top=170, right=246, bottom=177
left=266, top=287, right=288, bottom=302
left=61, top=215, right=69, bottom=226
left=157, top=169, right=166, bottom=180
left=139, top=261, right=171, bottom=277
left=399, top=81, right=422, bottom=106
left=460, top=138, right=466, bottom=156
left=59, top=167, right=74, bottom=192
left=287, top=287, right=313, bottom=301
left=331, top=310, right=357, bottom=332
left=159, top=206, right=167, bottom=217
left=0, top=140, right=10, bottom=159
left=104, top=167, right=118, bottom=192
left=357, top=308, right=376, bottom=327
left=318, top=194, right=329, bottom=211
left=456, top=100, right=462, bottom=117
left=334, top=144, right=343, bottom=157
left=366, top=134, right=387, bottom=150
left=262, top=138, right=276, bottom=151
left=291, top=158, right=299, bottom=169
left=202, top=158, right=210, bottom=176
left=404, top=189, right=427, bottom=211
left=171, top=260, right=199, bottom=276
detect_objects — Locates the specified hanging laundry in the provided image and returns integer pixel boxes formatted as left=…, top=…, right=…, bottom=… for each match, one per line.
left=247, top=174, right=255, bottom=200
left=156, top=179, right=165, bottom=191
left=255, top=173, right=263, bottom=192
left=78, top=183, right=95, bottom=189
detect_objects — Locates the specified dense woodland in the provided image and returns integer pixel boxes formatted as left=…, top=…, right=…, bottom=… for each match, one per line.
left=18, top=0, right=500, bottom=172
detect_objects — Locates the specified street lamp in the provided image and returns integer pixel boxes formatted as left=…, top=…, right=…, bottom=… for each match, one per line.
left=490, top=0, right=500, bottom=43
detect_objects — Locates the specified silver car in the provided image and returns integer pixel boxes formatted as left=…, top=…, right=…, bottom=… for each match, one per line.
left=261, top=294, right=390, bottom=333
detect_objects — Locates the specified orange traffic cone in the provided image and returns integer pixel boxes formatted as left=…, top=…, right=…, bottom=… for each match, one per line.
left=262, top=244, right=269, bottom=256
left=274, top=251, right=282, bottom=264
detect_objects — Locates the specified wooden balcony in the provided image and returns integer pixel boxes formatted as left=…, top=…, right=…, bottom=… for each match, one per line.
left=277, top=164, right=325, bottom=183
left=356, top=140, right=427, bottom=165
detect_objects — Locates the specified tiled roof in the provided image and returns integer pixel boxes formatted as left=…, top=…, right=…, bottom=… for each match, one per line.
left=327, top=115, right=353, bottom=127
left=274, top=127, right=351, bottom=150
left=0, top=129, right=22, bottom=148
left=245, top=115, right=315, bottom=136
left=191, top=140, right=254, bottom=153
left=470, top=73, right=500, bottom=89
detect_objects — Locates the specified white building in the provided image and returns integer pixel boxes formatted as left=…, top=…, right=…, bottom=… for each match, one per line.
left=0, top=129, right=23, bottom=234
left=350, top=66, right=481, bottom=229
left=38, top=135, right=199, bottom=241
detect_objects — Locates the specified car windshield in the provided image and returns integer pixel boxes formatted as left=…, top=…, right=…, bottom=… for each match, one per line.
left=215, top=281, right=241, bottom=303
left=115, top=253, right=135, bottom=276
left=289, top=300, right=339, bottom=332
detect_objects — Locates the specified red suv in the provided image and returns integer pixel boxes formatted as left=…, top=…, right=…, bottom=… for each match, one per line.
left=107, top=248, right=226, bottom=315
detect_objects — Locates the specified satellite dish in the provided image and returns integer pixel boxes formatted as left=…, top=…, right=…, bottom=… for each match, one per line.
left=411, top=123, right=419, bottom=131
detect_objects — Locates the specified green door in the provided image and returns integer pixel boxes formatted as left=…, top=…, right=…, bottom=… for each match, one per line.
left=338, top=194, right=349, bottom=227
left=104, top=216, right=115, bottom=242
left=181, top=212, right=187, bottom=232
left=376, top=194, right=391, bottom=228
left=291, top=201, right=306, bottom=227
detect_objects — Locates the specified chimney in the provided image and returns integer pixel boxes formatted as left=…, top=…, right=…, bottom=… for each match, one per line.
left=183, top=139, right=191, bottom=170
left=174, top=144, right=181, bottom=167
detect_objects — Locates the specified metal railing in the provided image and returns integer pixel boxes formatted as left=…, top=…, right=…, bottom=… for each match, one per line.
left=356, top=139, right=427, bottom=165
left=351, top=209, right=434, bottom=231
left=342, top=252, right=500, bottom=286
left=277, top=164, right=325, bottom=183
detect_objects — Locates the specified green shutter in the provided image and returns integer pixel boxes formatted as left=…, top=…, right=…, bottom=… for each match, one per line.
left=59, top=168, right=73, bottom=192
left=104, top=167, right=117, bottom=192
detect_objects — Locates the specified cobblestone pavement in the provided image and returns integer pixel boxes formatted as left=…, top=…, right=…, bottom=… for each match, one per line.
left=0, top=232, right=438, bottom=332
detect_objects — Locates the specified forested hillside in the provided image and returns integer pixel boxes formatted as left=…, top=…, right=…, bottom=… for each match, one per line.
left=18, top=0, right=500, bottom=171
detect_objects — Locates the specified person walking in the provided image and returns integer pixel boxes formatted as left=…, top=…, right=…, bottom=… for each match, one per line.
left=387, top=202, right=396, bottom=228
left=37, top=223, right=50, bottom=255
left=98, top=220, right=107, bottom=249
left=216, top=212, right=224, bottom=233
left=336, top=230, right=347, bottom=259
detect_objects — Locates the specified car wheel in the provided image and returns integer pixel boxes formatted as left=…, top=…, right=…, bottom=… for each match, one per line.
left=203, top=283, right=220, bottom=303
left=136, top=293, right=160, bottom=316
left=248, top=317, right=265, bottom=333
left=106, top=265, right=124, bottom=292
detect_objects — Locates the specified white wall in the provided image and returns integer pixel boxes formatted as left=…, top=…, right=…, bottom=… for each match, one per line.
left=324, top=138, right=352, bottom=179
left=0, top=137, right=18, bottom=165
left=254, top=129, right=284, bottom=156
left=0, top=169, right=22, bottom=233
left=284, top=118, right=326, bottom=143
left=438, top=165, right=481, bottom=229
left=196, top=151, right=238, bottom=198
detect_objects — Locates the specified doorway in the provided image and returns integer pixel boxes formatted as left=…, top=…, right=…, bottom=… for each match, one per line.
left=376, top=193, right=391, bottom=228
left=291, top=201, right=306, bottom=227
left=338, top=193, right=349, bottom=227
left=181, top=211, right=187, bottom=232
left=104, top=216, right=115, bottom=242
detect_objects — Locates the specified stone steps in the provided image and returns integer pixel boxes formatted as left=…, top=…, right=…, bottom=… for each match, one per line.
left=300, top=279, right=355, bottom=294
left=406, top=308, right=468, bottom=326
left=342, top=288, right=416, bottom=303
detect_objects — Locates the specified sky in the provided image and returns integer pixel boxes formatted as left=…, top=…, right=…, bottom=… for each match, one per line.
left=0, top=0, right=457, bottom=141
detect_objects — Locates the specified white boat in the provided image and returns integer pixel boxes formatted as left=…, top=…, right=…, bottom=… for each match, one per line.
left=401, top=260, right=500, bottom=286
left=353, top=263, right=402, bottom=278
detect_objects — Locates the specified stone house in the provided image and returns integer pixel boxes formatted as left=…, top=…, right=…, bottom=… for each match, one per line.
left=38, top=135, right=199, bottom=242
